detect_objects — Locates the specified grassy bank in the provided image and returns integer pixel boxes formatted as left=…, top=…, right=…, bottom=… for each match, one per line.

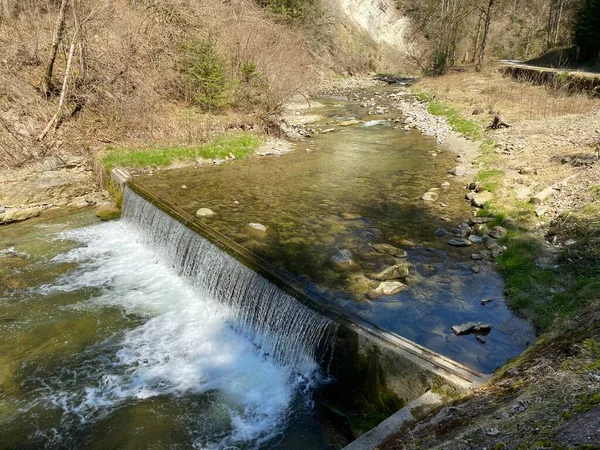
left=100, top=132, right=264, bottom=171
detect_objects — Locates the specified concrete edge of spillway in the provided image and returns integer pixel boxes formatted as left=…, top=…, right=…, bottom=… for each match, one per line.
left=125, top=179, right=488, bottom=390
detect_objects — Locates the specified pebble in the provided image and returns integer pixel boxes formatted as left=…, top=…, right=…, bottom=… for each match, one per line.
left=435, top=228, right=447, bottom=237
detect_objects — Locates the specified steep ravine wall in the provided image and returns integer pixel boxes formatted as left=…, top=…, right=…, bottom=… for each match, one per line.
left=339, top=0, right=409, bottom=50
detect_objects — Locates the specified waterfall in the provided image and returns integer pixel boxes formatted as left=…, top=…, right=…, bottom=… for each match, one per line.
left=122, top=187, right=338, bottom=373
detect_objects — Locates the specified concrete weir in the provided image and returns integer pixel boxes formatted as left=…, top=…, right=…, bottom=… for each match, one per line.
left=126, top=178, right=487, bottom=445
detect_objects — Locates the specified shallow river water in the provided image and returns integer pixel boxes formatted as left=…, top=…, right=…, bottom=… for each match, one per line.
left=134, top=92, right=534, bottom=374
left=1, top=88, right=535, bottom=449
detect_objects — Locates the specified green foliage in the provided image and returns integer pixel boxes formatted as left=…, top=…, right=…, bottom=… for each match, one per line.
left=256, top=0, right=319, bottom=22
left=101, top=132, right=263, bottom=170
left=180, top=40, right=230, bottom=112
left=574, top=0, right=600, bottom=61
left=476, top=169, right=505, bottom=193
left=427, top=102, right=481, bottom=139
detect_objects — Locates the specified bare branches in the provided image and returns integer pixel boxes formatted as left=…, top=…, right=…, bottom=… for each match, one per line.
left=41, top=0, right=68, bottom=98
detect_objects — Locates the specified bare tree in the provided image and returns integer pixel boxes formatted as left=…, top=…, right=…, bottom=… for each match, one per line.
left=475, top=0, right=496, bottom=71
left=41, top=0, right=69, bottom=98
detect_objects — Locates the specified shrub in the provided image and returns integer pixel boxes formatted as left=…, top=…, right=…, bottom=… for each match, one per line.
left=179, top=40, right=230, bottom=112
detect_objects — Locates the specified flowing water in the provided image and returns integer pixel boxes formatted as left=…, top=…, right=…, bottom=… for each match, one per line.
left=132, top=90, right=535, bottom=374
left=0, top=209, right=341, bottom=449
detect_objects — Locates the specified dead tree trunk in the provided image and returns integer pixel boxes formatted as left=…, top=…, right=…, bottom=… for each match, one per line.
left=38, top=37, right=76, bottom=140
left=475, top=0, right=495, bottom=72
left=41, top=0, right=69, bottom=98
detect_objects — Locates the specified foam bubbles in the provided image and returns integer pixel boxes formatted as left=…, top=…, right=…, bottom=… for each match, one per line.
left=35, top=221, right=318, bottom=448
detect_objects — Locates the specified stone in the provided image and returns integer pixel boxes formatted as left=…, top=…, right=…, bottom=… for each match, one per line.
left=321, top=128, right=335, bottom=134
left=450, top=166, right=467, bottom=176
left=341, top=212, right=362, bottom=220
left=488, top=226, right=507, bottom=239
left=471, top=191, right=494, bottom=208
left=338, top=119, right=360, bottom=127
left=476, top=335, right=486, bottom=344
left=447, top=238, right=471, bottom=247
left=468, top=235, right=483, bottom=244
left=368, top=263, right=410, bottom=281
left=435, top=228, right=447, bottom=237
left=0, top=206, right=42, bottom=224
left=471, top=253, right=484, bottom=260
left=441, top=182, right=450, bottom=189
left=248, top=222, right=267, bottom=233
left=470, top=263, right=481, bottom=273
left=372, top=243, right=407, bottom=258
left=329, top=249, right=357, bottom=272
left=180, top=185, right=188, bottom=190
left=535, top=206, right=548, bottom=217
left=469, top=216, right=494, bottom=224
left=472, top=107, right=484, bottom=115
left=421, top=190, right=439, bottom=202
left=451, top=322, right=491, bottom=336
left=196, top=208, right=215, bottom=218
left=95, top=204, right=120, bottom=221
left=368, top=281, right=406, bottom=298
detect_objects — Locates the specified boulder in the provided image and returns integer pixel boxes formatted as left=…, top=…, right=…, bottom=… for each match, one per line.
left=471, top=191, right=494, bottom=208
left=196, top=208, right=215, bottom=218
left=368, top=281, right=406, bottom=298
left=0, top=206, right=41, bottom=224
left=372, top=243, right=407, bottom=258
left=470, top=263, right=481, bottom=273
left=451, top=322, right=491, bottom=336
left=368, top=263, right=410, bottom=281
left=95, top=204, right=120, bottom=221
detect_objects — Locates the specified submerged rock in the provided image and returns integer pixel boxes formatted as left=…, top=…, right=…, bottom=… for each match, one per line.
left=368, top=281, right=406, bottom=298
left=368, top=263, right=410, bottom=281
left=329, top=249, right=357, bottom=272
left=248, top=222, right=267, bottom=233
left=341, top=212, right=362, bottom=220
left=435, top=228, right=447, bottom=237
left=421, top=190, right=439, bottom=202
left=196, top=208, right=215, bottom=218
left=372, top=243, right=407, bottom=258
left=451, top=322, right=491, bottom=336
left=95, top=204, right=120, bottom=221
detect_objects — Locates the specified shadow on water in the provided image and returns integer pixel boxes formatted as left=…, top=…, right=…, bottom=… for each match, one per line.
left=132, top=91, right=535, bottom=374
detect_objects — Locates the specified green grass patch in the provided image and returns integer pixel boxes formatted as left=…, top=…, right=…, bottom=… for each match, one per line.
left=476, top=168, right=505, bottom=193
left=101, top=132, right=263, bottom=171
left=427, top=101, right=481, bottom=139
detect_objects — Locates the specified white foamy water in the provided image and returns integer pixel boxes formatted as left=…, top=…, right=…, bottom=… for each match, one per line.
left=36, top=220, right=321, bottom=449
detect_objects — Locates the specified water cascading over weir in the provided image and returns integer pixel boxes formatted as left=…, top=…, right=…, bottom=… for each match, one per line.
left=122, top=187, right=338, bottom=372
left=122, top=180, right=487, bottom=411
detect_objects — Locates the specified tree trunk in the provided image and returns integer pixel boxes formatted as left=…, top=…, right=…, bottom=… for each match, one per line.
left=553, top=0, right=563, bottom=46
left=475, top=0, right=495, bottom=72
left=470, top=13, right=483, bottom=63
left=38, top=37, right=76, bottom=141
left=41, top=0, right=69, bottom=98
